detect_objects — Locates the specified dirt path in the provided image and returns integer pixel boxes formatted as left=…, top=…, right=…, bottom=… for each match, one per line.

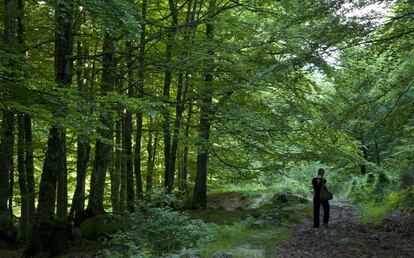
left=274, top=197, right=414, bottom=258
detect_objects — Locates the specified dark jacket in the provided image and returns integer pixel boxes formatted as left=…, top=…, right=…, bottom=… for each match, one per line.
left=312, top=177, right=326, bottom=199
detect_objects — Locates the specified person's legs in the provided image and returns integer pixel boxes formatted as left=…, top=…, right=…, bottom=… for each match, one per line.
left=322, top=200, right=330, bottom=225
left=313, top=199, right=321, bottom=228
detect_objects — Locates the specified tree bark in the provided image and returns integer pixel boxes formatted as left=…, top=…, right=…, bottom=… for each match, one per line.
left=170, top=1, right=197, bottom=193
left=17, top=113, right=29, bottom=242
left=125, top=39, right=135, bottom=210
left=112, top=119, right=121, bottom=213
left=87, top=33, right=117, bottom=215
left=134, top=0, right=147, bottom=200
left=24, top=114, right=35, bottom=227
left=180, top=102, right=193, bottom=192
left=69, top=42, right=91, bottom=222
left=193, top=0, right=215, bottom=209
left=146, top=118, right=158, bottom=192
left=36, top=0, right=73, bottom=221
left=163, top=0, right=179, bottom=193
left=0, top=0, right=17, bottom=222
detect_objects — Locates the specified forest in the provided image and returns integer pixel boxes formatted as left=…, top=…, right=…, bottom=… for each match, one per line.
left=0, top=0, right=413, bottom=257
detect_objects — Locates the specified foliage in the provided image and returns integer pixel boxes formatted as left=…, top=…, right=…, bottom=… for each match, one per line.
left=109, top=193, right=209, bottom=256
left=358, top=187, right=414, bottom=225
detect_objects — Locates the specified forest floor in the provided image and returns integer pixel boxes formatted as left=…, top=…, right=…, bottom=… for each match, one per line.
left=1, top=196, right=414, bottom=257
left=273, top=197, right=414, bottom=258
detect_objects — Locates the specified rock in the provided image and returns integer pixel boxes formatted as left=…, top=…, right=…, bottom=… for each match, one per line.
left=212, top=251, right=233, bottom=258
left=250, top=220, right=266, bottom=229
left=272, top=192, right=308, bottom=207
left=179, top=252, right=202, bottom=258
left=207, top=192, right=265, bottom=211
left=336, top=237, right=358, bottom=246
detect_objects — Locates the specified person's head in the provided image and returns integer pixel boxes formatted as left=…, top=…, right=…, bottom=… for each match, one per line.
left=318, top=168, right=325, bottom=176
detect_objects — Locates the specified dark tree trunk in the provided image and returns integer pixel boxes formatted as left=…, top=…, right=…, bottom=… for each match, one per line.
left=193, top=0, right=215, bottom=209
left=69, top=42, right=91, bottom=222
left=87, top=33, right=117, bottom=215
left=17, top=113, right=29, bottom=243
left=111, top=119, right=121, bottom=213
left=171, top=1, right=197, bottom=193
left=125, top=40, right=135, bottom=210
left=16, top=0, right=35, bottom=239
left=24, top=114, right=35, bottom=225
left=163, top=0, right=179, bottom=193
left=146, top=118, right=158, bottom=192
left=9, top=159, right=14, bottom=217
left=180, top=102, right=193, bottom=192
left=57, top=133, right=68, bottom=220
left=123, top=113, right=135, bottom=212
left=134, top=0, right=147, bottom=199
left=37, top=0, right=73, bottom=220
left=1, top=0, right=17, bottom=224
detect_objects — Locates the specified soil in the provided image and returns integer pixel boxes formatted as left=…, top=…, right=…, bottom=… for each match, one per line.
left=274, top=197, right=414, bottom=257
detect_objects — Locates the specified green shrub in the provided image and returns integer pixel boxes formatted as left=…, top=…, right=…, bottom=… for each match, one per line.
left=109, top=190, right=210, bottom=256
left=358, top=187, right=414, bottom=225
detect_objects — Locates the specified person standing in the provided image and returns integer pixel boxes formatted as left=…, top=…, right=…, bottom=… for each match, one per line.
left=312, top=168, right=330, bottom=228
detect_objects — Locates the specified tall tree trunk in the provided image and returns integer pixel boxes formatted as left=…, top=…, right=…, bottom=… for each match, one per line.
left=16, top=0, right=35, bottom=239
left=0, top=0, right=17, bottom=228
left=9, top=160, right=14, bottom=217
left=146, top=118, right=158, bottom=192
left=180, top=102, right=193, bottom=192
left=170, top=0, right=197, bottom=192
left=193, top=0, right=215, bottom=209
left=87, top=33, right=117, bottom=215
left=120, top=137, right=127, bottom=213
left=125, top=40, right=135, bottom=210
left=36, top=0, right=73, bottom=221
left=24, top=114, right=35, bottom=225
left=112, top=119, right=121, bottom=213
left=163, top=0, right=179, bottom=193
left=134, top=0, right=147, bottom=201
left=57, top=134, right=68, bottom=220
left=69, top=42, right=91, bottom=222
left=17, top=113, right=29, bottom=243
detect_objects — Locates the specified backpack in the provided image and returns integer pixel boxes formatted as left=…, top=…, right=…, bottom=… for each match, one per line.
left=319, top=177, right=333, bottom=201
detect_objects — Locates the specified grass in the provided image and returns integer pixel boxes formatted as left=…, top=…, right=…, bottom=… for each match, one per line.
left=358, top=203, right=392, bottom=226
left=191, top=192, right=312, bottom=258
left=199, top=222, right=292, bottom=258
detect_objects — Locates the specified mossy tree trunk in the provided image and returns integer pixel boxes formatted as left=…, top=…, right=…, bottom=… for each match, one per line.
left=163, top=0, right=179, bottom=194
left=193, top=0, right=215, bottom=209
left=87, top=33, right=117, bottom=215
left=69, top=42, right=91, bottom=222
left=134, top=0, right=147, bottom=199
left=0, top=0, right=17, bottom=228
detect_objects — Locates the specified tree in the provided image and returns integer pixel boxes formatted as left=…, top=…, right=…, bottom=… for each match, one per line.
left=193, top=0, right=216, bottom=209
left=87, top=33, right=118, bottom=215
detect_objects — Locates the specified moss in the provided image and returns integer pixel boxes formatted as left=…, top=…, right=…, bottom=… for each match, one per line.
left=80, top=214, right=130, bottom=240
left=189, top=209, right=252, bottom=225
